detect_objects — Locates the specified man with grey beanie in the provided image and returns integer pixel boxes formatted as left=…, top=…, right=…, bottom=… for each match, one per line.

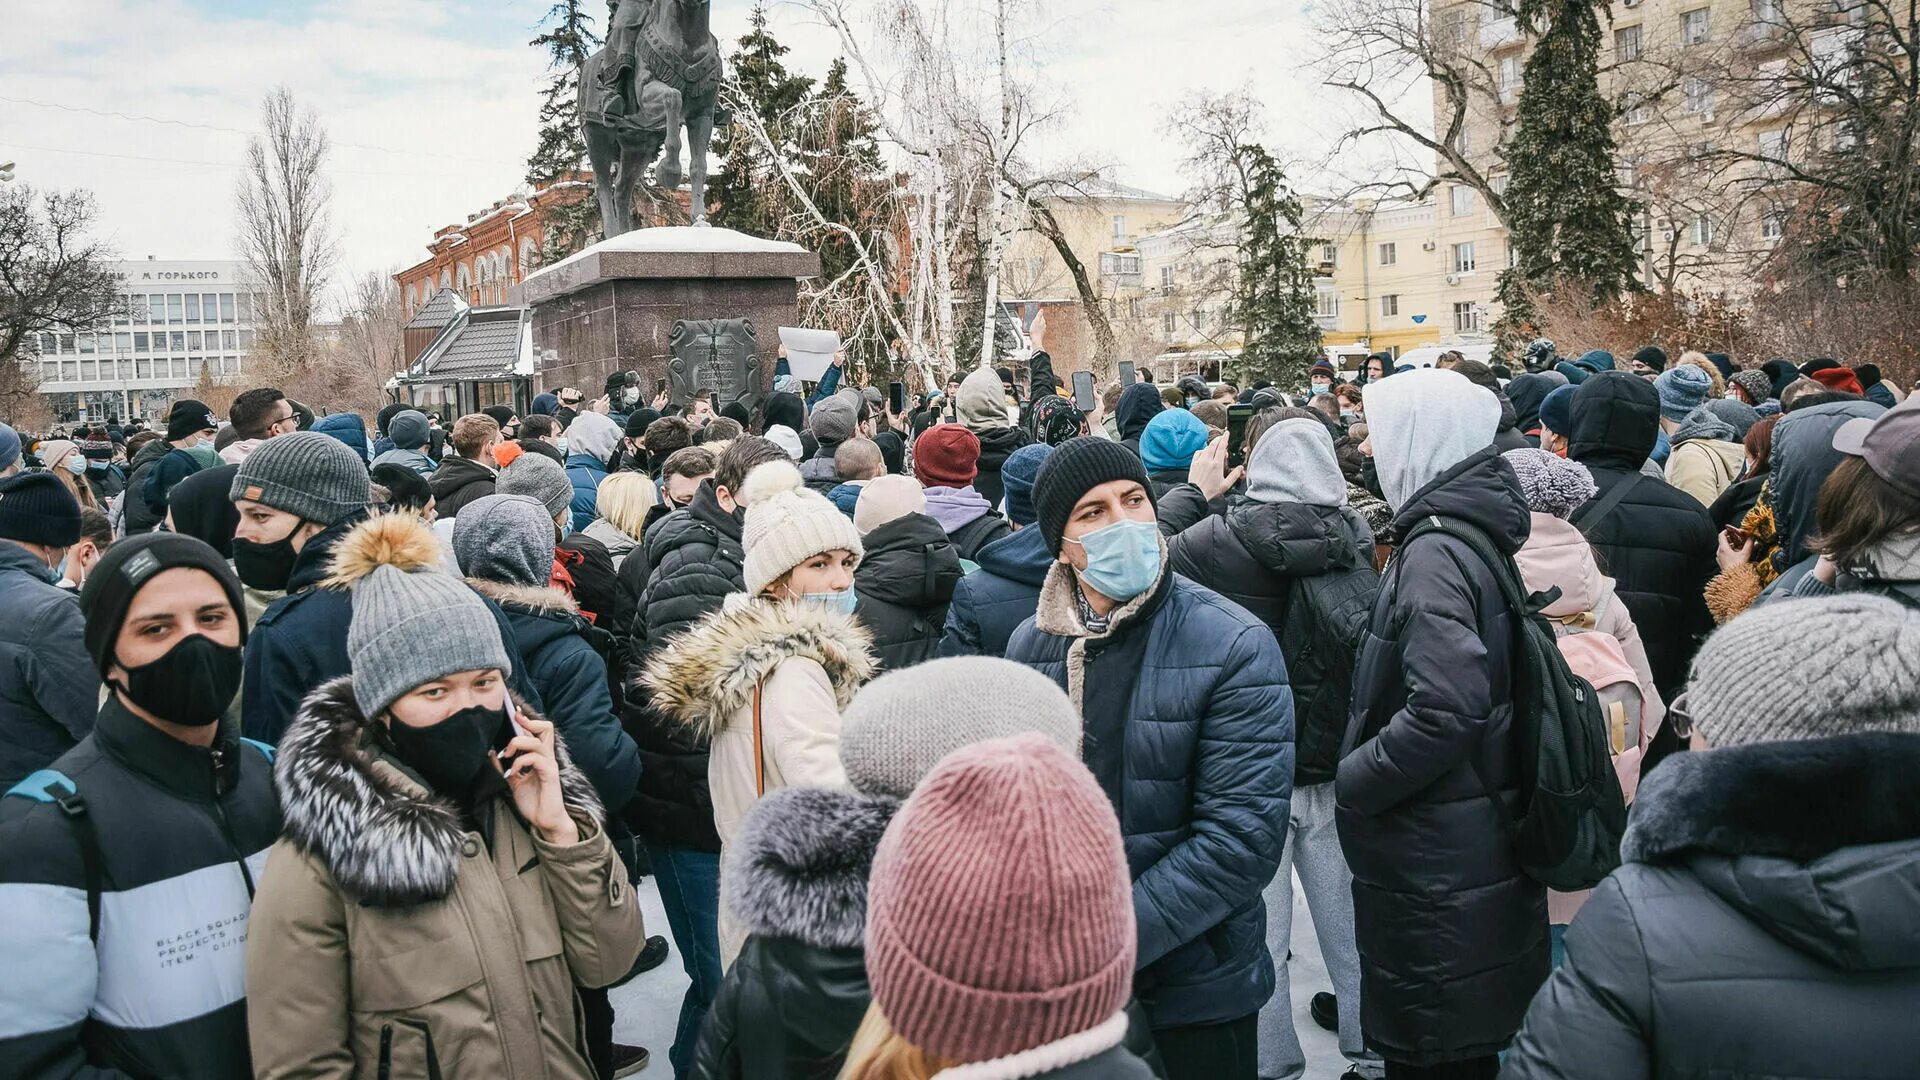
left=235, top=431, right=539, bottom=744
left=368, top=408, right=436, bottom=477
left=1505, top=594, right=1920, bottom=1078
left=798, top=394, right=862, bottom=494
left=499, top=453, right=626, bottom=631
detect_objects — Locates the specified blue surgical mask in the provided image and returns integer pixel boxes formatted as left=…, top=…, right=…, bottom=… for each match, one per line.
left=1066, top=519, right=1161, bottom=603
left=196, top=437, right=214, bottom=450
left=798, top=584, right=858, bottom=616
left=556, top=437, right=569, bottom=456
left=65, top=455, right=86, bottom=476
left=559, top=517, right=574, bottom=541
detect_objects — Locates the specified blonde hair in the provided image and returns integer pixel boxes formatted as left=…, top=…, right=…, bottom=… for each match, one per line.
left=837, top=1004, right=956, bottom=1080
left=36, top=441, right=97, bottom=511
left=594, top=471, right=657, bottom=539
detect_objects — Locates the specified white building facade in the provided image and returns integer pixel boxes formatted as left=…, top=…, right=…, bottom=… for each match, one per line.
left=29, top=259, right=261, bottom=424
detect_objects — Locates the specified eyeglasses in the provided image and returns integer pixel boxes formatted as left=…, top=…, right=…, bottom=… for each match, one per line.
left=269, top=411, right=297, bottom=429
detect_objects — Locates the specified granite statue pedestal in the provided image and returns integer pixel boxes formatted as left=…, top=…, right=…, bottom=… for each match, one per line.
left=515, top=226, right=819, bottom=403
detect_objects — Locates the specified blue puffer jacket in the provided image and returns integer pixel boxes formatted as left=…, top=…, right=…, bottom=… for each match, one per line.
left=566, top=454, right=608, bottom=534
left=1006, top=565, right=1292, bottom=1029
left=939, top=526, right=1051, bottom=658
left=0, top=542, right=100, bottom=789
left=311, top=412, right=370, bottom=461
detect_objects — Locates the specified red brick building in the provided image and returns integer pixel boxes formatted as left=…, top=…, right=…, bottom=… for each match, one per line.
left=394, top=177, right=592, bottom=317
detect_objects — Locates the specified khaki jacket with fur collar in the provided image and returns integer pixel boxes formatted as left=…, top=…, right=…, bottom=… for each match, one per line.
left=245, top=678, right=643, bottom=1080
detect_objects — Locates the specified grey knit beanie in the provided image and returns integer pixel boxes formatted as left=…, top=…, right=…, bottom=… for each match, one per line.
left=809, top=395, right=858, bottom=444
left=328, top=513, right=512, bottom=719
left=452, top=494, right=555, bottom=587
left=389, top=410, right=431, bottom=451
left=1502, top=447, right=1598, bottom=518
left=840, top=657, right=1080, bottom=797
left=1687, top=594, right=1920, bottom=747
left=1729, top=368, right=1775, bottom=407
left=1703, top=397, right=1761, bottom=439
left=229, top=431, right=373, bottom=525
left=1655, top=364, right=1712, bottom=422
left=497, top=453, right=572, bottom=521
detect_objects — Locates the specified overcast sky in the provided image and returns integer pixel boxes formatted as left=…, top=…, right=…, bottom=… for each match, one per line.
left=1, top=0, right=1339, bottom=306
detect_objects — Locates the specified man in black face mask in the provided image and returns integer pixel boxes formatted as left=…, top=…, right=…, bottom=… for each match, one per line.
left=0, top=531, right=281, bottom=1080
left=231, top=432, right=542, bottom=744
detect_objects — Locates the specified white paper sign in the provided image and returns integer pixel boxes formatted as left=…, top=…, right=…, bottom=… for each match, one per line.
left=779, top=326, right=841, bottom=382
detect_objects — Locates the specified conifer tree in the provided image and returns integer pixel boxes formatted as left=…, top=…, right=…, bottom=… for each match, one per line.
left=1495, top=0, right=1640, bottom=346
left=1233, top=144, right=1322, bottom=387
left=801, top=58, right=888, bottom=289
left=526, top=0, right=600, bottom=263
left=710, top=2, right=815, bottom=233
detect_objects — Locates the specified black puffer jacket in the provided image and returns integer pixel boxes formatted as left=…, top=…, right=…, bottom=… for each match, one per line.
left=1567, top=373, right=1716, bottom=699
left=852, top=513, right=962, bottom=673
left=1335, top=447, right=1547, bottom=1066
left=621, top=482, right=744, bottom=851
left=973, top=424, right=1031, bottom=510
left=1168, top=500, right=1376, bottom=786
left=691, top=787, right=891, bottom=1080
left=428, top=454, right=497, bottom=517
left=1505, top=733, right=1920, bottom=1078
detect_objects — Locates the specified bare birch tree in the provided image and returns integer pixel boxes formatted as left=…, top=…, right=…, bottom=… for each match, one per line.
left=236, top=87, right=338, bottom=381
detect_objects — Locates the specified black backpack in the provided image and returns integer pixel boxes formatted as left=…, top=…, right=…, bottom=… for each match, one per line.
left=1279, top=563, right=1379, bottom=786
left=1400, top=515, right=1629, bottom=892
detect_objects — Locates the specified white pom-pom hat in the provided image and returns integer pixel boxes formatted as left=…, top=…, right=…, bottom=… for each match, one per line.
left=740, top=458, right=865, bottom=596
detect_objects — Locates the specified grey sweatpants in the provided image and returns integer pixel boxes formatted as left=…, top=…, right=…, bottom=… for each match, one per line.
left=1258, top=781, right=1382, bottom=1079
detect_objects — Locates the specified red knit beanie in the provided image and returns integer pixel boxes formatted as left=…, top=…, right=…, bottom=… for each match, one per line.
left=1809, top=367, right=1865, bottom=396
left=912, top=423, right=980, bottom=488
left=865, top=734, right=1134, bottom=1063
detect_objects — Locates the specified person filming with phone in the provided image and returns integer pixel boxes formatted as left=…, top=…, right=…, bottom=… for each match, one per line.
left=245, top=513, right=644, bottom=1080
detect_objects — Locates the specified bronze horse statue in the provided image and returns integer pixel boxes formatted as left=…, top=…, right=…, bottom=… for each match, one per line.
left=580, top=0, right=722, bottom=236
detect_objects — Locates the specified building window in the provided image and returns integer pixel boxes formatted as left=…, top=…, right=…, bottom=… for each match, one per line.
left=1454, top=301, right=1482, bottom=333
left=78, top=334, right=95, bottom=354
left=1378, top=242, right=1397, bottom=266
left=171, top=332, right=186, bottom=352
left=1682, top=8, right=1711, bottom=45
left=1752, top=0, right=1782, bottom=23
left=1615, top=25, right=1642, bottom=61
left=1452, top=241, right=1477, bottom=273
left=1320, top=243, right=1339, bottom=267
left=186, top=331, right=203, bottom=352
left=185, top=295, right=201, bottom=323
left=1316, top=287, right=1340, bottom=318
left=1159, top=265, right=1174, bottom=289
left=1498, top=55, right=1521, bottom=99
left=1099, top=252, right=1142, bottom=277
left=1111, top=215, right=1127, bottom=240
left=222, top=330, right=236, bottom=349
left=1381, top=294, right=1400, bottom=317
left=1693, top=214, right=1715, bottom=246
left=1451, top=185, right=1477, bottom=217
left=1761, top=210, right=1785, bottom=240
left=1683, top=77, right=1714, bottom=116
left=167, top=294, right=184, bottom=323
left=134, top=332, right=148, bottom=350
left=147, top=294, right=165, bottom=322
left=114, top=332, right=131, bottom=352
left=1624, top=92, right=1651, bottom=125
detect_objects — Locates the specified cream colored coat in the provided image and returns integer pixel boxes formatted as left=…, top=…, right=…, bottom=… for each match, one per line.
left=641, top=596, right=874, bottom=963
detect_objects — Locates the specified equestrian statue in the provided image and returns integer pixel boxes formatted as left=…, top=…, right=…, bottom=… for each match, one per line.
left=579, top=0, right=722, bottom=236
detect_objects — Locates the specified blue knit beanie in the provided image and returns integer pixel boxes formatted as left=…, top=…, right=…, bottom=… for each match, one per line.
left=1139, top=408, right=1210, bottom=472
left=1655, top=364, right=1713, bottom=422
left=1000, top=443, right=1051, bottom=526
left=1539, top=384, right=1580, bottom=437
left=0, top=423, right=19, bottom=472
left=1574, top=349, right=1616, bottom=373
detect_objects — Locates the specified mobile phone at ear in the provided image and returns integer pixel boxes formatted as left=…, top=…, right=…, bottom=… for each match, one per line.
left=1118, top=361, right=1136, bottom=386
left=1226, top=404, right=1255, bottom=472
left=1071, top=370, right=1096, bottom=412
left=889, top=381, right=906, bottom=414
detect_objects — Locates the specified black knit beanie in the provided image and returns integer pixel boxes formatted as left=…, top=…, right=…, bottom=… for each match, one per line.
left=165, top=399, right=217, bottom=443
left=79, top=532, right=247, bottom=676
left=1032, top=436, right=1155, bottom=556
left=0, top=472, right=82, bottom=548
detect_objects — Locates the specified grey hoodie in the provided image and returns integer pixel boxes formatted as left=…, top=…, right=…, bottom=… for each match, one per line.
left=1246, top=418, right=1346, bottom=507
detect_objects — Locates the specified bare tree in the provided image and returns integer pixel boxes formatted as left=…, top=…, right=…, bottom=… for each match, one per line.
left=0, top=184, right=125, bottom=426
left=236, top=87, right=338, bottom=381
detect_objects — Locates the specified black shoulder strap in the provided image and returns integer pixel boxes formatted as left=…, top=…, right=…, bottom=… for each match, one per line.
left=48, top=782, right=104, bottom=943
left=1571, top=472, right=1644, bottom=536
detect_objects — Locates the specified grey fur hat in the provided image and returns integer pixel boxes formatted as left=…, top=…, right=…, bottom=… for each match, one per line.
left=838, top=656, right=1080, bottom=797
left=1502, top=447, right=1598, bottom=518
left=1688, top=594, right=1920, bottom=747
left=326, top=513, right=511, bottom=720
left=497, top=453, right=572, bottom=521
left=452, top=494, right=555, bottom=587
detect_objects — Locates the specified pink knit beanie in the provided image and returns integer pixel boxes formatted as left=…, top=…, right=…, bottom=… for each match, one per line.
left=864, top=734, right=1135, bottom=1063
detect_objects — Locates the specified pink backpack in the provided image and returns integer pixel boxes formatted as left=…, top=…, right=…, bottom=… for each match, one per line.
left=1553, top=613, right=1650, bottom=802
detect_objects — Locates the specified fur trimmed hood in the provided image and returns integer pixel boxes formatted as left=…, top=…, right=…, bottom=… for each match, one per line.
left=274, top=676, right=605, bottom=907
left=1623, top=732, right=1920, bottom=970
left=720, top=786, right=899, bottom=949
left=640, top=596, right=875, bottom=739
left=467, top=578, right=581, bottom=617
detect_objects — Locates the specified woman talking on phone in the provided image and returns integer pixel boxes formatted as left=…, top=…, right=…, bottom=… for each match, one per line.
left=245, top=513, right=644, bottom=1080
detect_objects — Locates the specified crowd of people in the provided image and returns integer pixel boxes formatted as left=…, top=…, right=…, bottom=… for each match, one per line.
left=0, top=342, right=1915, bottom=1080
